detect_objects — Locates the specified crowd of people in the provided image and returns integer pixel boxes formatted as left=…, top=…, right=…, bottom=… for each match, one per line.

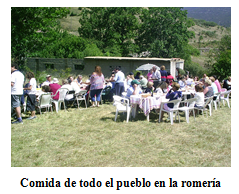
left=11, top=62, right=231, bottom=124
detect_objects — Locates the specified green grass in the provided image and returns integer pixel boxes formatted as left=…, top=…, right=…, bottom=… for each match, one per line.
left=11, top=101, right=231, bottom=167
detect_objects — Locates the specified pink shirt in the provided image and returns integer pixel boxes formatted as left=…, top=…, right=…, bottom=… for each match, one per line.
left=214, top=80, right=222, bottom=93
left=147, top=72, right=153, bottom=82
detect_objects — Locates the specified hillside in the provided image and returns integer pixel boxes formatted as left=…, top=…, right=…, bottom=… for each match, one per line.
left=184, top=7, right=231, bottom=27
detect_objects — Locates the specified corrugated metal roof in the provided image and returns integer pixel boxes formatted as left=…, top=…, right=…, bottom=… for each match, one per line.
left=84, top=56, right=184, bottom=62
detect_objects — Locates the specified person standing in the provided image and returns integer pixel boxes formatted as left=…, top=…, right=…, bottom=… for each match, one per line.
left=160, top=65, right=168, bottom=82
left=151, top=65, right=161, bottom=90
left=11, top=62, right=24, bottom=124
left=110, top=67, right=125, bottom=96
left=90, top=66, right=105, bottom=107
left=24, top=71, right=37, bottom=120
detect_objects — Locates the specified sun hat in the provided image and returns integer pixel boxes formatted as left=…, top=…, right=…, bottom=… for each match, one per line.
left=46, top=75, right=51, bottom=78
left=52, top=78, right=59, bottom=83
left=131, top=79, right=140, bottom=85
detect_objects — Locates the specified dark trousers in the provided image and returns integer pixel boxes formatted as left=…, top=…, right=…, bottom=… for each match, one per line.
left=115, top=82, right=125, bottom=96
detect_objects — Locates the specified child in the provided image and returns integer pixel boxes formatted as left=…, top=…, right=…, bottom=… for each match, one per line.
left=193, top=84, right=204, bottom=109
left=144, top=81, right=154, bottom=93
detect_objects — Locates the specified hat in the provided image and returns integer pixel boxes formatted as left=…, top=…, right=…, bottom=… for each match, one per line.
left=129, top=72, right=134, bottom=75
left=131, top=79, right=140, bottom=85
left=52, top=78, right=59, bottom=83
left=46, top=75, right=51, bottom=78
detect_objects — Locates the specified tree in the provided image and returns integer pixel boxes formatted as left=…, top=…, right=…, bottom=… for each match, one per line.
left=136, top=7, right=195, bottom=58
left=78, top=7, right=141, bottom=56
left=11, top=7, right=69, bottom=65
left=205, top=35, right=231, bottom=80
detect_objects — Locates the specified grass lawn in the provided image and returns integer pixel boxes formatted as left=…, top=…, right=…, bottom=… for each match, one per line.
left=11, top=100, right=231, bottom=167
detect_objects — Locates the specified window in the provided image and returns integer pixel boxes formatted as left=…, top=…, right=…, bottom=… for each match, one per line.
left=45, top=64, right=54, bottom=69
left=75, top=64, right=84, bottom=70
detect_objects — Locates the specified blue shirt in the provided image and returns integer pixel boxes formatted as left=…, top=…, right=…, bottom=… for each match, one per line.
left=126, top=86, right=142, bottom=98
left=114, top=71, right=125, bottom=83
left=166, top=90, right=182, bottom=108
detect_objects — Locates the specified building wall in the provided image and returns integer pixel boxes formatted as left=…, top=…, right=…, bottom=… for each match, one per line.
left=26, top=57, right=184, bottom=79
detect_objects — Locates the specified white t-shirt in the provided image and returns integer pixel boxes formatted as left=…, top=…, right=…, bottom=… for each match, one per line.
left=28, top=78, right=37, bottom=94
left=11, top=70, right=24, bottom=95
left=42, top=80, right=53, bottom=86
left=195, top=92, right=204, bottom=107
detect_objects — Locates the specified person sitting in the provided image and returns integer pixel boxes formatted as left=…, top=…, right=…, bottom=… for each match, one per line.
left=36, top=85, right=50, bottom=105
left=209, top=76, right=218, bottom=95
left=160, top=65, right=168, bottom=82
left=126, top=79, right=142, bottom=98
left=223, top=76, right=231, bottom=91
left=178, top=76, right=186, bottom=89
left=166, top=72, right=174, bottom=86
left=144, top=81, right=154, bottom=93
left=126, top=72, right=134, bottom=88
left=160, top=82, right=182, bottom=121
left=212, top=75, right=222, bottom=93
left=186, top=75, right=194, bottom=86
left=49, top=78, right=62, bottom=100
left=134, top=72, right=141, bottom=79
left=68, top=76, right=80, bottom=93
left=61, top=79, right=74, bottom=100
left=41, top=75, right=52, bottom=86
left=202, top=78, right=214, bottom=98
left=193, top=84, right=204, bottom=109
left=139, top=75, right=148, bottom=88
left=155, top=81, right=169, bottom=94
left=75, top=74, right=83, bottom=87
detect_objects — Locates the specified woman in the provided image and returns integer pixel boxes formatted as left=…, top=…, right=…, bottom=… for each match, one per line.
left=155, top=81, right=169, bottom=94
left=147, top=69, right=153, bottom=83
left=166, top=72, right=174, bottom=86
left=203, top=78, right=214, bottom=97
left=24, top=71, right=37, bottom=120
left=90, top=66, right=105, bottom=107
left=160, top=65, right=168, bottom=82
left=212, top=75, right=222, bottom=93
left=209, top=76, right=218, bottom=94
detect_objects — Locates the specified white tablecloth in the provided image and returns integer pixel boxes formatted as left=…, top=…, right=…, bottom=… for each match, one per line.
left=130, top=94, right=168, bottom=121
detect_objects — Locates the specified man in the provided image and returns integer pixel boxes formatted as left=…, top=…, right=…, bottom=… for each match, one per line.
left=126, top=79, right=142, bottom=98
left=68, top=76, right=80, bottom=93
left=107, top=67, right=125, bottom=96
left=11, top=63, right=24, bottom=124
left=151, top=65, right=161, bottom=89
left=41, top=75, right=52, bottom=86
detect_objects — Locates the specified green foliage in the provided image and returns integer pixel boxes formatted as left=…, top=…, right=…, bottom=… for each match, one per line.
left=11, top=7, right=70, bottom=65
left=136, top=7, right=195, bottom=58
left=78, top=7, right=141, bottom=57
left=191, top=18, right=218, bottom=27
left=184, top=62, right=206, bottom=77
left=212, top=50, right=231, bottom=80
left=201, top=30, right=217, bottom=38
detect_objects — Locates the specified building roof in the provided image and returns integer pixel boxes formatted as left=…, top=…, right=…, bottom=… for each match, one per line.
left=84, top=56, right=184, bottom=62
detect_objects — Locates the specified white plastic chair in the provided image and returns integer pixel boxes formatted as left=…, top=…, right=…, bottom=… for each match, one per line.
left=159, top=98, right=182, bottom=125
left=37, top=93, right=53, bottom=114
left=213, top=92, right=221, bottom=110
left=194, top=96, right=213, bottom=118
left=204, top=96, right=213, bottom=116
left=75, top=90, right=88, bottom=109
left=113, top=95, right=131, bottom=123
left=220, top=90, right=231, bottom=108
left=178, top=98, right=197, bottom=123
left=51, top=88, right=69, bottom=112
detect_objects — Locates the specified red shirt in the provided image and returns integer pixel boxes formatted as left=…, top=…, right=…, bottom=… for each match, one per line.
left=49, top=83, right=61, bottom=100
